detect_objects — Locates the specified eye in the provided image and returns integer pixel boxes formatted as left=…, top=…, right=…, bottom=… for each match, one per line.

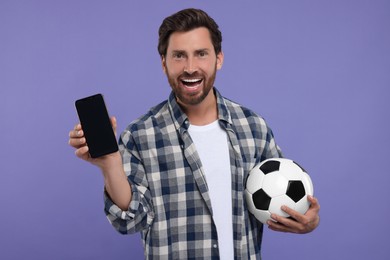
left=198, top=51, right=208, bottom=57
left=173, top=52, right=185, bottom=60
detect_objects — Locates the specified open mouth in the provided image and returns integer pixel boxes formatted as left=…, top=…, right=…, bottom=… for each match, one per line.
left=181, top=78, right=203, bottom=88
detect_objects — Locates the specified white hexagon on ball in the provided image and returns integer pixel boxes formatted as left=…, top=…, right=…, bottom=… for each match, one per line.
left=262, top=172, right=288, bottom=198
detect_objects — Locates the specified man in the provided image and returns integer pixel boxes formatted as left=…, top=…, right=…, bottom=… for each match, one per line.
left=69, top=8, right=320, bottom=259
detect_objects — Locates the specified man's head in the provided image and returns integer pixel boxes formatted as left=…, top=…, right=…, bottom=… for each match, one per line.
left=158, top=8, right=222, bottom=58
left=158, top=9, right=224, bottom=108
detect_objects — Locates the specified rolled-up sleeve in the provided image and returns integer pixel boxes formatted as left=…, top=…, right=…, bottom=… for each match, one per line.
left=103, top=129, right=154, bottom=234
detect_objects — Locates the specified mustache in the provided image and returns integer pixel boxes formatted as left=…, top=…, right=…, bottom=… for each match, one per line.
left=180, top=72, right=203, bottom=78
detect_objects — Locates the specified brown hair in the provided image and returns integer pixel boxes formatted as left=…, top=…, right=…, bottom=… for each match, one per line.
left=158, top=8, right=222, bottom=57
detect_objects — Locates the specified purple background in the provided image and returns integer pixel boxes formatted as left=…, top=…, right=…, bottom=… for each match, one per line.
left=1, top=1, right=389, bottom=259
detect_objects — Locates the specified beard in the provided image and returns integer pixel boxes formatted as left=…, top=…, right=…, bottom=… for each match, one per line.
left=166, top=64, right=217, bottom=107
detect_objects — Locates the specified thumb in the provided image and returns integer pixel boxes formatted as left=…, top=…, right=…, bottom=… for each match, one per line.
left=110, top=116, right=117, bottom=136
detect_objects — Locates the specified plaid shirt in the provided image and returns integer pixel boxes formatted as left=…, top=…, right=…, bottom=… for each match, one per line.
left=104, top=88, right=282, bottom=259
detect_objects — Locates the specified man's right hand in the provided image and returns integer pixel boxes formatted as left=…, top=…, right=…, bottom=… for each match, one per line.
left=68, top=117, right=120, bottom=168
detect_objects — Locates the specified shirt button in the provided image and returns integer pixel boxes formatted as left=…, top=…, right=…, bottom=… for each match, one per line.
left=213, top=244, right=218, bottom=249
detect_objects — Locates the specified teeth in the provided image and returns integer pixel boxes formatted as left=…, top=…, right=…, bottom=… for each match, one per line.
left=182, top=78, right=201, bottom=83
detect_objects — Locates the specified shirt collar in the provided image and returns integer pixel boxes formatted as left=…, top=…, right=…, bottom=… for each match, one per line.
left=168, top=87, right=232, bottom=131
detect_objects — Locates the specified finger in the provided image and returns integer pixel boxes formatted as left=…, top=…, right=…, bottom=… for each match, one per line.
left=308, top=195, right=320, bottom=211
left=111, top=116, right=117, bottom=128
left=68, top=123, right=86, bottom=148
left=69, top=123, right=83, bottom=138
left=267, top=217, right=297, bottom=233
left=271, top=212, right=298, bottom=227
left=110, top=116, right=117, bottom=135
left=68, top=127, right=85, bottom=148
left=268, top=222, right=291, bottom=233
left=281, top=205, right=306, bottom=223
left=74, top=123, right=82, bottom=131
left=68, top=136, right=86, bottom=148
left=280, top=196, right=320, bottom=222
left=75, top=145, right=90, bottom=159
left=69, top=129, right=84, bottom=139
left=281, top=202, right=319, bottom=226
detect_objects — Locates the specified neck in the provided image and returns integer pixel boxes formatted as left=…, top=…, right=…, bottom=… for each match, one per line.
left=179, top=90, right=218, bottom=126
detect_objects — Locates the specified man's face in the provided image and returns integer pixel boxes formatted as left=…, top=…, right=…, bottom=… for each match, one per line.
left=162, top=27, right=224, bottom=108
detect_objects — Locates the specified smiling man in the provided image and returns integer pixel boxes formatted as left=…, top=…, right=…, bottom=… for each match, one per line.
left=163, top=27, right=222, bottom=108
left=69, top=8, right=320, bottom=259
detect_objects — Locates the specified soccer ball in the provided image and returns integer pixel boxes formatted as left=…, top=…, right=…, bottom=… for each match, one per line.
left=245, top=158, right=314, bottom=224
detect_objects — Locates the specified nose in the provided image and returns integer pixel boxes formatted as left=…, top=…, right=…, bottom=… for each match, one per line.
left=184, top=56, right=197, bottom=74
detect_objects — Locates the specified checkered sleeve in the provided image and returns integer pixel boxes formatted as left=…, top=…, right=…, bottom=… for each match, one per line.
left=104, top=128, right=155, bottom=234
left=262, top=120, right=283, bottom=160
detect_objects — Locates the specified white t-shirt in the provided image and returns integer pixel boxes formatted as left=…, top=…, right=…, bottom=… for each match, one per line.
left=188, top=120, right=234, bottom=260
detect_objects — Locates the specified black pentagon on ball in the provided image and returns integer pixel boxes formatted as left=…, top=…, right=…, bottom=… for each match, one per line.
left=260, top=160, right=280, bottom=175
left=252, top=189, right=271, bottom=210
left=286, top=180, right=306, bottom=202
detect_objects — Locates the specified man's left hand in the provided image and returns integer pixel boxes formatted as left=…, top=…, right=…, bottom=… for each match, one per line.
left=267, top=195, right=320, bottom=234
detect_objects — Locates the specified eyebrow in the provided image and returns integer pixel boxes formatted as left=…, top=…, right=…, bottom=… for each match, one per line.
left=195, top=48, right=210, bottom=54
left=171, top=48, right=211, bottom=54
left=171, top=50, right=186, bottom=55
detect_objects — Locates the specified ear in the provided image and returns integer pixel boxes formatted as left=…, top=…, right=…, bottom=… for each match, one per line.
left=216, top=51, right=224, bottom=70
left=161, top=55, right=167, bottom=74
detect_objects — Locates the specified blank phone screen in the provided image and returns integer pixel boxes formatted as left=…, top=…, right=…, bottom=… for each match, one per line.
left=75, top=94, right=118, bottom=158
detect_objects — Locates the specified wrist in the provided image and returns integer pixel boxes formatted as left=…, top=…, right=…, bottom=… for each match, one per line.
left=100, top=152, right=123, bottom=178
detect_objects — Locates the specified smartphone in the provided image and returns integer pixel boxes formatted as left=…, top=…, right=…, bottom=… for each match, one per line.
left=75, top=94, right=118, bottom=158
